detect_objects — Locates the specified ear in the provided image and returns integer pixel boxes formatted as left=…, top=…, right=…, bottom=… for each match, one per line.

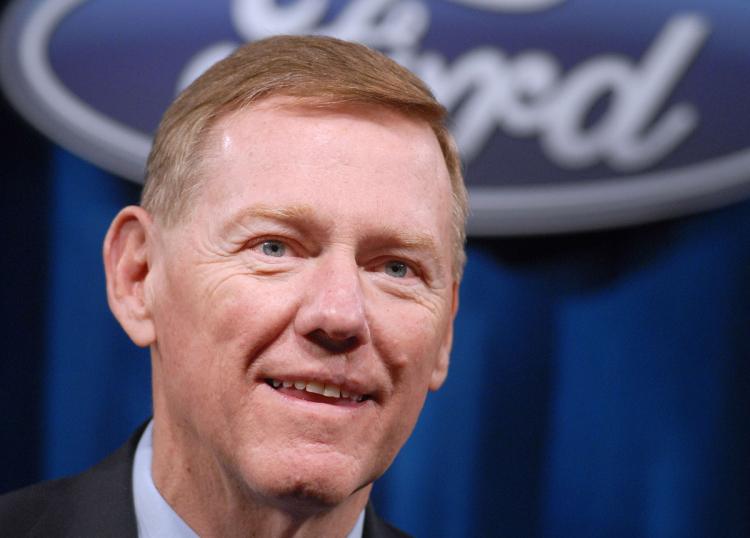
left=103, top=206, right=156, bottom=347
left=429, top=281, right=459, bottom=391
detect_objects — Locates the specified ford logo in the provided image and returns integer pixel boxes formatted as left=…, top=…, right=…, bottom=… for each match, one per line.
left=2, top=0, right=749, bottom=235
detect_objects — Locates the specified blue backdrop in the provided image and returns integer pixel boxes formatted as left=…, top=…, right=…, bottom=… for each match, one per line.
left=1, top=0, right=750, bottom=532
left=2, top=138, right=748, bottom=536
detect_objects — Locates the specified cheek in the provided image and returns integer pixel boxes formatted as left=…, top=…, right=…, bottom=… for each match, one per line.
left=368, top=299, right=452, bottom=449
left=369, top=301, right=448, bottom=438
left=373, top=298, right=449, bottom=376
left=189, top=274, right=301, bottom=351
left=152, top=272, right=302, bottom=408
left=372, top=373, right=431, bottom=474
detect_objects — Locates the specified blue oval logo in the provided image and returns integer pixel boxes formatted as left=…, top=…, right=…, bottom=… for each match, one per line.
left=2, top=0, right=750, bottom=235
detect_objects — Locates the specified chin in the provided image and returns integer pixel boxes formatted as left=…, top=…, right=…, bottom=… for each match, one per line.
left=238, top=450, right=376, bottom=513
left=274, top=479, right=360, bottom=511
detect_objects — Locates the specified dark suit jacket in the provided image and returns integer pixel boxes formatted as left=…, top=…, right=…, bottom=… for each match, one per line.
left=0, top=425, right=410, bottom=537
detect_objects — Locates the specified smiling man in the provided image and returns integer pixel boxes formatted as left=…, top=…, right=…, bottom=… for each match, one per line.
left=0, top=35, right=467, bottom=537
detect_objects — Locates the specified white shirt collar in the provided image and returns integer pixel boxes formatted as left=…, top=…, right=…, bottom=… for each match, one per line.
left=132, top=421, right=365, bottom=538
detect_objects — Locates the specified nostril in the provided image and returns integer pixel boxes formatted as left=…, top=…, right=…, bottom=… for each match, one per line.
left=307, top=329, right=360, bottom=354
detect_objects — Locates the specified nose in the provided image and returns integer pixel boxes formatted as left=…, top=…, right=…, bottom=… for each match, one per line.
left=294, top=254, right=370, bottom=354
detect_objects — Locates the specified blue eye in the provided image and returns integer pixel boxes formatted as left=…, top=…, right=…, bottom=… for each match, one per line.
left=261, top=240, right=286, bottom=257
left=384, top=261, right=408, bottom=278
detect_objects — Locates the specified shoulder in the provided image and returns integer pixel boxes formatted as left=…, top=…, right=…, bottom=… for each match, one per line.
left=0, top=476, right=77, bottom=535
left=364, top=503, right=413, bottom=538
left=0, top=425, right=145, bottom=537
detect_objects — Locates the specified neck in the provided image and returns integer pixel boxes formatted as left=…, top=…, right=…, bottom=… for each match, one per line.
left=150, top=414, right=371, bottom=538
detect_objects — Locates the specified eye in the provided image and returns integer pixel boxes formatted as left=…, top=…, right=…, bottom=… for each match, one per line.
left=260, top=240, right=287, bottom=257
left=384, top=260, right=409, bottom=278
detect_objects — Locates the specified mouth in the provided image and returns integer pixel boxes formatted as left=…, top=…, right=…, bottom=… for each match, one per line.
left=264, top=378, right=371, bottom=405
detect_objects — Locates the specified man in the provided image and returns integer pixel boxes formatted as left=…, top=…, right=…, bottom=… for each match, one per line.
left=0, top=35, right=467, bottom=537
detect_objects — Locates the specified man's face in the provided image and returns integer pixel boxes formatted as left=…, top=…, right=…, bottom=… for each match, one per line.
left=146, top=98, right=458, bottom=508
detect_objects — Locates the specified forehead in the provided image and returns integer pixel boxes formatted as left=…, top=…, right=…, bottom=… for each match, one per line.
left=206, top=98, right=443, bottom=184
left=193, top=98, right=453, bottom=243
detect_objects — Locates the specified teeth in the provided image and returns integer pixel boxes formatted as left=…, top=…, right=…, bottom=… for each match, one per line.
left=323, top=385, right=341, bottom=398
left=305, top=381, right=325, bottom=395
left=269, top=379, right=363, bottom=402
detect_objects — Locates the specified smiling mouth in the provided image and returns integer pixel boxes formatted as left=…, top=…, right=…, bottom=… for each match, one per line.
left=265, top=378, right=370, bottom=404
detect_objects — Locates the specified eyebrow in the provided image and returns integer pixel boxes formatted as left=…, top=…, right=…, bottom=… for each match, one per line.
left=363, top=227, right=438, bottom=253
left=222, top=204, right=329, bottom=236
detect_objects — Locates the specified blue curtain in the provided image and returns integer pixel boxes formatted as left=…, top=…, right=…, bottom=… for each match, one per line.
left=11, top=147, right=750, bottom=536
left=43, top=148, right=151, bottom=478
left=373, top=196, right=750, bottom=537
